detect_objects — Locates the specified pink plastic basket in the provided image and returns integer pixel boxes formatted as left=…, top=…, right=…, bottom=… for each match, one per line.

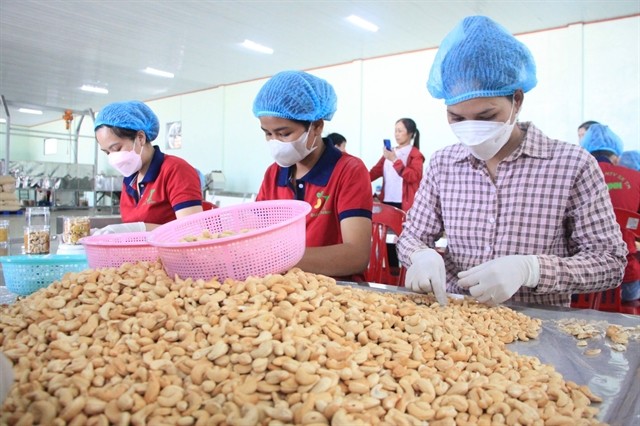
left=147, top=200, right=310, bottom=281
left=79, top=231, right=159, bottom=268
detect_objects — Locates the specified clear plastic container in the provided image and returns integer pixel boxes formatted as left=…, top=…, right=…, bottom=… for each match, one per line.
left=62, top=216, right=90, bottom=245
left=0, top=220, right=8, bottom=244
left=24, top=225, right=50, bottom=254
left=25, top=207, right=50, bottom=228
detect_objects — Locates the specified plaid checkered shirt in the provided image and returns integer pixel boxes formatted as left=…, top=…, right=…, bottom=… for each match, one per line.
left=397, top=122, right=627, bottom=306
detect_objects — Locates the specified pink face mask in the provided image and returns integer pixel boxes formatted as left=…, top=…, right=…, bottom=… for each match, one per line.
left=109, top=143, right=144, bottom=176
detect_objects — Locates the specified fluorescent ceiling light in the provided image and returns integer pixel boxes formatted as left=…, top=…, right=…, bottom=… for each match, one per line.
left=144, top=67, right=175, bottom=78
left=0, top=118, right=5, bottom=123
left=81, top=84, right=109, bottom=94
left=18, top=108, right=43, bottom=115
left=347, top=15, right=379, bottom=32
left=241, top=39, right=274, bottom=54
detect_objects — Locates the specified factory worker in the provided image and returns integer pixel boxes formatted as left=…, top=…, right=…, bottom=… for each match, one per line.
left=582, top=124, right=640, bottom=302
left=93, top=101, right=203, bottom=234
left=254, top=71, right=373, bottom=280
left=620, top=150, right=640, bottom=172
left=397, top=16, right=626, bottom=306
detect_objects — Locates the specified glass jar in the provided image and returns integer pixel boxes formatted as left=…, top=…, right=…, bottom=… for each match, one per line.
left=25, top=206, right=50, bottom=228
left=0, top=220, right=9, bottom=244
left=24, top=225, right=50, bottom=254
left=62, top=216, right=91, bottom=245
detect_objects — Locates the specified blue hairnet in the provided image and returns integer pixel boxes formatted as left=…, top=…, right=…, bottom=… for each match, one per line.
left=619, top=150, right=640, bottom=171
left=94, top=100, right=160, bottom=141
left=580, top=124, right=624, bottom=157
left=253, top=71, right=337, bottom=121
left=427, top=16, right=537, bottom=105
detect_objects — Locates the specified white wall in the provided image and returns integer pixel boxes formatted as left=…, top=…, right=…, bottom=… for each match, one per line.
left=6, top=16, right=639, bottom=194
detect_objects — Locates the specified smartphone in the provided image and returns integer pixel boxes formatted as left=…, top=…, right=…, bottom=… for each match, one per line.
left=383, top=139, right=391, bottom=151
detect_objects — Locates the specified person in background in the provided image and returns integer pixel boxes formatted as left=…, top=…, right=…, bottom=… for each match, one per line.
left=397, top=15, right=626, bottom=306
left=196, top=168, right=207, bottom=198
left=369, top=118, right=425, bottom=212
left=253, top=71, right=372, bottom=280
left=581, top=124, right=640, bottom=302
left=93, top=101, right=203, bottom=234
left=326, top=132, right=347, bottom=152
left=620, top=150, right=640, bottom=171
left=577, top=120, right=599, bottom=142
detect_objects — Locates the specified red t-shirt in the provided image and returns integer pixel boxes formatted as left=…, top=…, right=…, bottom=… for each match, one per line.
left=598, top=160, right=640, bottom=281
left=257, top=141, right=372, bottom=256
left=120, top=146, right=202, bottom=225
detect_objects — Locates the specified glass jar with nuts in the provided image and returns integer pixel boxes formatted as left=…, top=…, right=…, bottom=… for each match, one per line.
left=62, top=216, right=91, bottom=245
left=24, top=225, right=50, bottom=254
left=0, top=220, right=9, bottom=245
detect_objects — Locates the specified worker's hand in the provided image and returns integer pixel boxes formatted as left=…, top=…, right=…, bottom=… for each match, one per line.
left=383, top=148, right=397, bottom=162
left=457, top=255, right=540, bottom=305
left=92, top=222, right=146, bottom=235
left=405, top=248, right=448, bottom=305
left=0, top=352, right=14, bottom=405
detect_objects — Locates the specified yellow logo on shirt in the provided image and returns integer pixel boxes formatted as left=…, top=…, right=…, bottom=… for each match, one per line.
left=313, top=191, right=330, bottom=209
left=145, top=188, right=157, bottom=204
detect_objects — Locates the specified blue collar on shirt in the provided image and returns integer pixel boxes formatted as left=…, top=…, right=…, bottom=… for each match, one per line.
left=594, top=154, right=613, bottom=164
left=123, top=145, right=164, bottom=201
left=276, top=139, right=342, bottom=187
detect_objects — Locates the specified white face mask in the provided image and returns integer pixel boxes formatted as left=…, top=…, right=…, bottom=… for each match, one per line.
left=450, top=101, right=517, bottom=161
left=109, top=142, right=144, bottom=176
left=267, top=128, right=317, bottom=167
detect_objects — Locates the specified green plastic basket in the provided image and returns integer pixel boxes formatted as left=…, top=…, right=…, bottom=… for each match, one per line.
left=0, top=254, right=88, bottom=296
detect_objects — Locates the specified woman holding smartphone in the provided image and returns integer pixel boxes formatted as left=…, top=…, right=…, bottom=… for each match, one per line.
left=369, top=118, right=425, bottom=211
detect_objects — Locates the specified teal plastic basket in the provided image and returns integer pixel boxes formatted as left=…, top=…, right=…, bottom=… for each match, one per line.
left=0, top=254, right=88, bottom=296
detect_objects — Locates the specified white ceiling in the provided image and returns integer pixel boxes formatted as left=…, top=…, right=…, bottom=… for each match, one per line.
left=1, top=0, right=638, bottom=127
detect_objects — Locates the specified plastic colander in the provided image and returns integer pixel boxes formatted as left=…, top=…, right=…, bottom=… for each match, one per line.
left=148, top=200, right=310, bottom=281
left=0, top=254, right=89, bottom=296
left=79, top=231, right=159, bottom=268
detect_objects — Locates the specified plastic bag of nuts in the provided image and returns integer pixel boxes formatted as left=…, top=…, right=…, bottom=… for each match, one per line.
left=23, top=226, right=50, bottom=254
left=62, top=216, right=90, bottom=245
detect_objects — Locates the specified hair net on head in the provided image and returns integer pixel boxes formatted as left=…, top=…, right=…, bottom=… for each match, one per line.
left=253, top=71, right=337, bottom=121
left=94, top=100, right=160, bottom=141
left=427, top=15, right=537, bottom=105
left=619, top=150, right=640, bottom=171
left=580, top=124, right=624, bottom=157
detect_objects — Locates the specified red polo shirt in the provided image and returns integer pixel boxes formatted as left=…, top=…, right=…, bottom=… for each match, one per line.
left=257, top=141, right=373, bottom=249
left=120, top=145, right=202, bottom=225
left=597, top=159, right=640, bottom=282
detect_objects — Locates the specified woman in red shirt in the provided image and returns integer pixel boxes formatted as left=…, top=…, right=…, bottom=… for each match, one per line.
left=253, top=71, right=373, bottom=280
left=369, top=118, right=425, bottom=212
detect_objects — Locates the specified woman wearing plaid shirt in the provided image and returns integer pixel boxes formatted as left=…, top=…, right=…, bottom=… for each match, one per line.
left=397, top=16, right=627, bottom=307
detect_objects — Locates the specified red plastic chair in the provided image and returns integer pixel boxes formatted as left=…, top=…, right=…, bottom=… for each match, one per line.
left=593, top=286, right=640, bottom=315
left=365, top=203, right=406, bottom=286
left=591, top=208, right=640, bottom=315
left=202, top=201, right=216, bottom=211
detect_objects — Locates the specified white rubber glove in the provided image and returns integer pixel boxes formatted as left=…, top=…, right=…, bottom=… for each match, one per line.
left=92, top=222, right=146, bottom=235
left=0, top=352, right=14, bottom=405
left=457, top=255, right=540, bottom=305
left=405, top=248, right=448, bottom=305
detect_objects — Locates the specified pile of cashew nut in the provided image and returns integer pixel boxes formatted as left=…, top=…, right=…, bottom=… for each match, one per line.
left=0, top=262, right=604, bottom=425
